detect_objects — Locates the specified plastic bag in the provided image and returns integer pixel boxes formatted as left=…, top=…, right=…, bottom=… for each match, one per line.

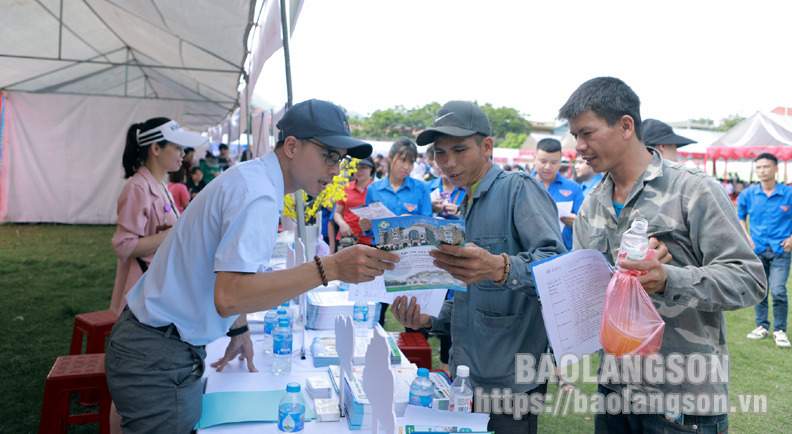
left=599, top=250, right=665, bottom=357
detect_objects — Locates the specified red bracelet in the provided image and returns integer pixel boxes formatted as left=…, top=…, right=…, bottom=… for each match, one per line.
left=314, top=255, right=329, bottom=286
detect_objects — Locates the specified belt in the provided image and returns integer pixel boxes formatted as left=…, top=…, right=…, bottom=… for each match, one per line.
left=124, top=307, right=206, bottom=350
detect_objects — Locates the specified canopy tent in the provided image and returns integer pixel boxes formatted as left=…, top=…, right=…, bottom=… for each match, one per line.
left=0, top=0, right=301, bottom=223
left=706, top=112, right=792, bottom=161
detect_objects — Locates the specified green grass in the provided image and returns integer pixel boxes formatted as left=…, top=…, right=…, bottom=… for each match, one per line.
left=1, top=224, right=790, bottom=433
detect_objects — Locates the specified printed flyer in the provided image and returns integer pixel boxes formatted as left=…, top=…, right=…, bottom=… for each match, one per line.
left=371, top=215, right=466, bottom=292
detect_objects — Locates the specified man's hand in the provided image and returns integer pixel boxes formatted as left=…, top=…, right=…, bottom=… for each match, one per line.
left=338, top=221, right=353, bottom=237
left=560, top=213, right=576, bottom=228
left=648, top=237, right=673, bottom=264
left=391, top=296, right=433, bottom=329
left=210, top=333, right=257, bottom=372
left=322, top=244, right=399, bottom=283
left=781, top=237, right=792, bottom=252
left=618, top=249, right=667, bottom=295
left=359, top=218, right=372, bottom=232
left=429, top=243, right=503, bottom=284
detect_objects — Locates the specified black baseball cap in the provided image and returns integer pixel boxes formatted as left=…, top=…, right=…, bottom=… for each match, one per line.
left=416, top=101, right=492, bottom=146
left=357, top=157, right=375, bottom=167
left=276, top=99, right=373, bottom=159
left=642, top=119, right=696, bottom=148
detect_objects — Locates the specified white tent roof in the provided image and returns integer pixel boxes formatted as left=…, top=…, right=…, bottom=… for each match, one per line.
left=709, top=112, right=792, bottom=149
left=0, top=0, right=256, bottom=131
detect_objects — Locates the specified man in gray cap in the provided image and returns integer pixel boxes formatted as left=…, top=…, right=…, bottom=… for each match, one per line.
left=391, top=101, right=566, bottom=433
left=642, top=118, right=696, bottom=162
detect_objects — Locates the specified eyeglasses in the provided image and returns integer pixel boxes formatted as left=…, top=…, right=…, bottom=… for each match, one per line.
left=305, top=139, right=350, bottom=167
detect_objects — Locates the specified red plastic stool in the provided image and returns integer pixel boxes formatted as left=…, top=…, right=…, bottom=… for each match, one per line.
left=391, top=332, right=433, bottom=369
left=38, top=353, right=110, bottom=434
left=69, top=310, right=117, bottom=406
left=69, top=310, right=118, bottom=355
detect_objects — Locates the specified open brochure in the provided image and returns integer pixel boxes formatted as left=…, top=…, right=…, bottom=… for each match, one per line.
left=349, top=201, right=397, bottom=219
left=371, top=215, right=466, bottom=292
left=530, top=249, right=614, bottom=368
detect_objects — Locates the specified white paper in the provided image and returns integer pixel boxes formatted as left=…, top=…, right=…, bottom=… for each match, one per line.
left=346, top=276, right=448, bottom=316
left=531, top=249, right=613, bottom=368
left=349, top=201, right=397, bottom=219
left=556, top=200, right=574, bottom=233
left=400, top=405, right=490, bottom=431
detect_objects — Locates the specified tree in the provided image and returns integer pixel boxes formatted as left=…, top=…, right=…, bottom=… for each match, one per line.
left=717, top=114, right=745, bottom=132
left=498, top=132, right=528, bottom=149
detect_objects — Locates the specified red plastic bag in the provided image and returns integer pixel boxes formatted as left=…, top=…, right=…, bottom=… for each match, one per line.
left=599, top=250, right=665, bottom=357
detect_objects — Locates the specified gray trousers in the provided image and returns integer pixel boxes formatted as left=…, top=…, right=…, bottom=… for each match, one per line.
left=105, top=308, right=207, bottom=434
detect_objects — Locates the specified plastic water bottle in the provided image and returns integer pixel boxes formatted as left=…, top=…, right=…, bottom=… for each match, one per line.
left=262, top=309, right=278, bottom=356
left=617, top=217, right=649, bottom=270
left=277, top=307, right=292, bottom=331
left=277, top=382, right=305, bottom=432
left=272, top=317, right=292, bottom=375
left=449, top=365, right=473, bottom=412
left=280, top=303, right=295, bottom=329
left=408, top=368, right=434, bottom=408
left=353, top=301, right=370, bottom=337
left=338, top=281, right=351, bottom=291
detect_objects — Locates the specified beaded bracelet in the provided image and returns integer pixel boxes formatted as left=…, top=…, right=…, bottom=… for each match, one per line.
left=314, top=255, right=329, bottom=287
left=493, top=253, right=511, bottom=286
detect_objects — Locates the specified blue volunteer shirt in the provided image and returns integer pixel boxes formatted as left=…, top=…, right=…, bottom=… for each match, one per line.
left=579, top=172, right=604, bottom=197
left=426, top=177, right=466, bottom=220
left=365, top=175, right=432, bottom=217
left=737, top=183, right=792, bottom=255
left=533, top=171, right=584, bottom=249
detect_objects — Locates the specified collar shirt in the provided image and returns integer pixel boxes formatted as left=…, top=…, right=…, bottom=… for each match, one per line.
left=737, top=183, right=792, bottom=255
left=572, top=148, right=766, bottom=412
left=431, top=164, right=566, bottom=393
left=579, top=172, right=604, bottom=197
left=365, top=175, right=432, bottom=217
left=126, top=153, right=285, bottom=346
left=532, top=171, right=584, bottom=250
left=338, top=180, right=373, bottom=245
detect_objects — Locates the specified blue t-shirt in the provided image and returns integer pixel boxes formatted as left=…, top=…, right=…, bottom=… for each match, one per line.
left=737, top=183, right=792, bottom=255
left=579, top=172, right=604, bottom=198
left=365, top=175, right=432, bottom=217
left=426, top=177, right=466, bottom=220
left=613, top=200, right=625, bottom=218
left=532, top=171, right=584, bottom=249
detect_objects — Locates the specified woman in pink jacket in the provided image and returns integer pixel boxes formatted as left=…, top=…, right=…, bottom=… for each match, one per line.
left=109, top=117, right=205, bottom=314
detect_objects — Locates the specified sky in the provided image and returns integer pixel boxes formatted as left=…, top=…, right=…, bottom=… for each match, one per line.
left=254, top=0, right=792, bottom=126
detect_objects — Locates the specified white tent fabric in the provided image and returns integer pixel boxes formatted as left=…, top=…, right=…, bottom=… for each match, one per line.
left=709, top=112, right=792, bottom=148
left=0, top=0, right=302, bottom=223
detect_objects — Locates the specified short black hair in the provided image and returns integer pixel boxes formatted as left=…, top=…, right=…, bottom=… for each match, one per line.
left=537, top=138, right=562, bottom=154
left=558, top=76, right=643, bottom=141
left=756, top=152, right=778, bottom=165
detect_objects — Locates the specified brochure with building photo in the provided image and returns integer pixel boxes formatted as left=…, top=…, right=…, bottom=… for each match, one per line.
left=371, top=215, right=466, bottom=292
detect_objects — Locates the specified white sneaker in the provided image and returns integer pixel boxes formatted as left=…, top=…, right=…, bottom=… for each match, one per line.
left=747, top=326, right=769, bottom=339
left=773, top=331, right=791, bottom=348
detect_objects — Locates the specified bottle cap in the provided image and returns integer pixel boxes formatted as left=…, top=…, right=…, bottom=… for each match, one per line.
left=456, top=365, right=470, bottom=377
left=277, top=308, right=287, bottom=315
left=417, top=368, right=429, bottom=377
left=282, top=302, right=290, bottom=307
left=631, top=217, right=648, bottom=233
left=286, top=382, right=300, bottom=393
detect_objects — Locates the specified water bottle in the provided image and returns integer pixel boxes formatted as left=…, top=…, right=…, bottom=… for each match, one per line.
left=449, top=365, right=473, bottom=412
left=272, top=317, right=292, bottom=375
left=280, top=303, right=295, bottom=328
left=617, top=217, right=649, bottom=271
left=338, top=281, right=351, bottom=291
left=408, top=368, right=434, bottom=408
left=277, top=382, right=305, bottom=432
left=262, top=309, right=278, bottom=356
left=277, top=307, right=292, bottom=331
left=353, top=301, right=369, bottom=337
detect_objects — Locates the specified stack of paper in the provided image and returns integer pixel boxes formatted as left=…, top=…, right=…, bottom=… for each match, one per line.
left=305, top=291, right=378, bottom=330
left=305, top=374, right=333, bottom=399
left=428, top=371, right=452, bottom=410
left=342, top=365, right=417, bottom=430
left=311, top=332, right=401, bottom=368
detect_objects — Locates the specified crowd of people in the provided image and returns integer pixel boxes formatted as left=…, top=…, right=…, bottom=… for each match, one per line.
left=105, top=78, right=779, bottom=433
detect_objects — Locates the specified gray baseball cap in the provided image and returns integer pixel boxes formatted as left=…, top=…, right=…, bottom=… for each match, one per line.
left=416, top=101, right=492, bottom=146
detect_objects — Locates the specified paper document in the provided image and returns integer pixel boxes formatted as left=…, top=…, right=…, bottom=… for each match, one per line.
left=530, top=249, right=613, bottom=368
left=399, top=405, right=490, bottom=432
left=350, top=201, right=397, bottom=219
left=347, top=275, right=448, bottom=316
left=371, top=215, right=466, bottom=292
left=556, top=201, right=573, bottom=233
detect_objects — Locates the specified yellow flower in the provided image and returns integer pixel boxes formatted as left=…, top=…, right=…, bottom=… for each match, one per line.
left=282, top=158, right=362, bottom=224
